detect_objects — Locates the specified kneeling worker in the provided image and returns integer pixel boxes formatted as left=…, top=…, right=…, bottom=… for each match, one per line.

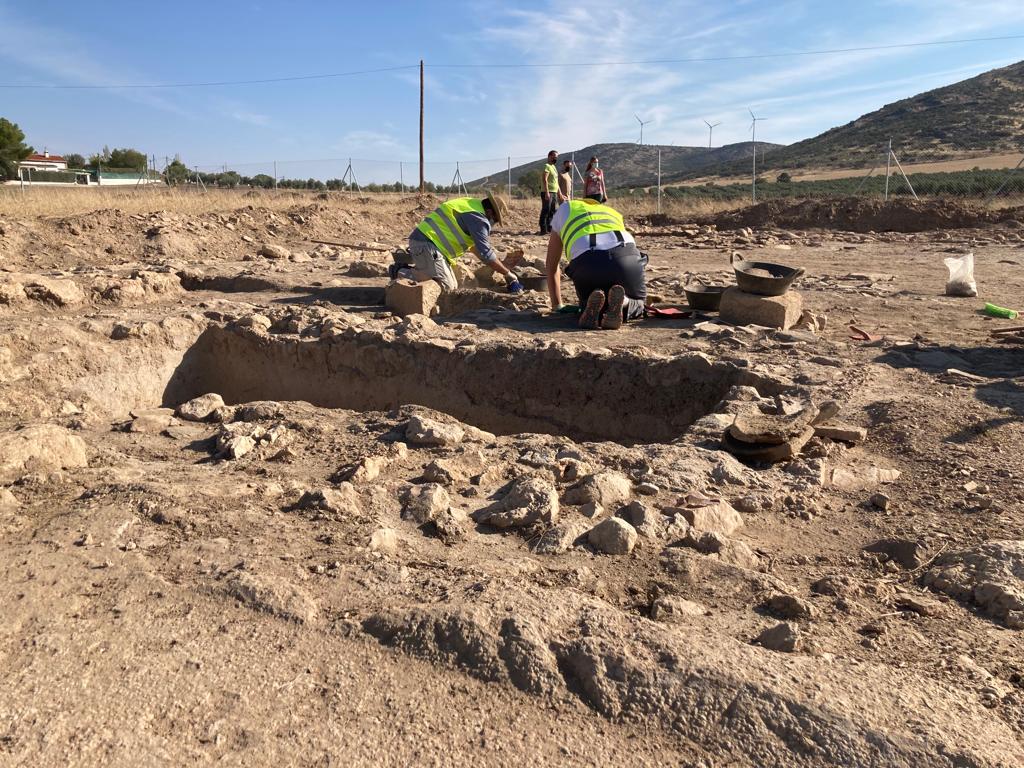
left=545, top=197, right=647, bottom=329
left=397, top=191, right=523, bottom=294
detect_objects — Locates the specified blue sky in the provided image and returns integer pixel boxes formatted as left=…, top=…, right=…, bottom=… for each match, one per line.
left=2, top=0, right=1023, bottom=183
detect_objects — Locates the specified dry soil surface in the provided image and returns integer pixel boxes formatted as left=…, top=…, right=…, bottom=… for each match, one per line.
left=1, top=192, right=1022, bottom=767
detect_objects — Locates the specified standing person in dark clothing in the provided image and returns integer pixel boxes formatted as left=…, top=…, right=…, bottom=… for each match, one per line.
left=545, top=198, right=647, bottom=330
left=583, top=156, right=607, bottom=202
left=538, top=150, right=559, bottom=234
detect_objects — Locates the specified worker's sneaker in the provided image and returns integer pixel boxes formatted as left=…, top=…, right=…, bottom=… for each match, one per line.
left=388, top=263, right=411, bottom=280
left=579, top=290, right=605, bottom=330
left=602, top=285, right=625, bottom=330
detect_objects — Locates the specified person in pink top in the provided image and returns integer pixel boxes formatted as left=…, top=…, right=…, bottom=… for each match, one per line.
left=583, top=156, right=607, bottom=202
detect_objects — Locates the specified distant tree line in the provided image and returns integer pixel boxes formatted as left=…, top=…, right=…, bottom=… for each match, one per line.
left=621, top=166, right=1024, bottom=202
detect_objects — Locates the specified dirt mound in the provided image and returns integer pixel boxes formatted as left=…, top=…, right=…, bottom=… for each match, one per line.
left=697, top=197, right=1024, bottom=233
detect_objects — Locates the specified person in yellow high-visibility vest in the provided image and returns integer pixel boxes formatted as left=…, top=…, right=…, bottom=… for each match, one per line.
left=545, top=197, right=647, bottom=330
left=538, top=150, right=560, bottom=234
left=396, top=190, right=523, bottom=294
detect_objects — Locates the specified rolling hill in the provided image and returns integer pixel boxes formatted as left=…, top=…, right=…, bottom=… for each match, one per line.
left=478, top=59, right=1024, bottom=190
left=688, top=59, right=1024, bottom=180
left=469, top=141, right=781, bottom=191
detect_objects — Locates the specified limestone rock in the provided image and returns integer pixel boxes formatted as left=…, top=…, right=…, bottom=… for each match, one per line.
left=822, top=464, right=901, bottom=491
left=474, top=476, right=558, bottom=529
left=433, top=507, right=468, bottom=544
left=369, top=527, right=399, bottom=555
left=298, top=484, right=362, bottom=517
left=406, top=415, right=464, bottom=446
left=766, top=593, right=816, bottom=620
left=588, top=517, right=638, bottom=555
left=814, top=421, right=868, bottom=444
left=259, top=243, right=291, bottom=259
left=719, top=287, right=803, bottom=330
left=650, top=595, right=707, bottom=622
left=624, top=500, right=666, bottom=539
left=683, top=529, right=759, bottom=569
left=402, top=483, right=451, bottom=524
left=128, top=408, right=176, bottom=434
left=563, top=471, right=632, bottom=508
left=532, top=517, right=590, bottom=554
left=346, top=456, right=385, bottom=484
left=729, top=407, right=818, bottom=445
left=0, top=425, right=89, bottom=483
left=754, top=621, right=801, bottom=652
left=0, top=280, right=26, bottom=305
left=922, top=540, right=1024, bottom=628
left=23, top=277, right=85, bottom=307
left=176, top=393, right=225, bottom=422
left=386, top=278, right=442, bottom=317
left=422, top=458, right=467, bottom=486
left=234, top=401, right=285, bottom=422
left=558, top=458, right=592, bottom=483
left=0, top=487, right=20, bottom=509
left=347, top=260, right=389, bottom=278
left=675, top=499, right=743, bottom=536
left=238, top=313, right=272, bottom=331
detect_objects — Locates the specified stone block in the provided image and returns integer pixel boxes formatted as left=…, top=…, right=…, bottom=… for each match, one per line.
left=719, top=287, right=802, bottom=330
left=385, top=278, right=442, bottom=317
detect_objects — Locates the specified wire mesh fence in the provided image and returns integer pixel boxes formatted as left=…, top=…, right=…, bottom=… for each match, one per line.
left=177, top=140, right=1024, bottom=210
left=13, top=137, right=1024, bottom=211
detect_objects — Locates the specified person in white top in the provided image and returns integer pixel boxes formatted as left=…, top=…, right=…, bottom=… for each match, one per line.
left=545, top=198, right=648, bottom=330
left=583, top=156, right=606, bottom=202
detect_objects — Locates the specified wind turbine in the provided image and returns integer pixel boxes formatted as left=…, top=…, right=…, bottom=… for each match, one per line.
left=703, top=120, right=721, bottom=149
left=634, top=113, right=652, bottom=146
left=749, top=108, right=766, bottom=201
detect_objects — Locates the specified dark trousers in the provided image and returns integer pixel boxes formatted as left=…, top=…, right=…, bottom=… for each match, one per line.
left=565, top=242, right=648, bottom=320
left=538, top=192, right=558, bottom=233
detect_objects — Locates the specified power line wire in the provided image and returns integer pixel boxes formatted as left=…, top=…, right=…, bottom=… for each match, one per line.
left=428, top=34, right=1024, bottom=68
left=0, top=65, right=418, bottom=90
left=2, top=34, right=1021, bottom=89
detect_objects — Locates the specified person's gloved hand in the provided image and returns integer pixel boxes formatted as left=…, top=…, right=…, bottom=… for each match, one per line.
left=506, top=273, right=524, bottom=295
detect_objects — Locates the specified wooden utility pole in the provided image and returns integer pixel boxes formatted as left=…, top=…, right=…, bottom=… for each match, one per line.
left=419, top=59, right=425, bottom=192
left=415, top=59, right=423, bottom=192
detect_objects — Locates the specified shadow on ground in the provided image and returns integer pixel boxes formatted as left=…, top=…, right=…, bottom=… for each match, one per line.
left=875, top=343, right=1024, bottom=442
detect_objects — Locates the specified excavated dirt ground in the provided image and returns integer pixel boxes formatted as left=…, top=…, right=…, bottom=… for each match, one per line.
left=1, top=191, right=1023, bottom=766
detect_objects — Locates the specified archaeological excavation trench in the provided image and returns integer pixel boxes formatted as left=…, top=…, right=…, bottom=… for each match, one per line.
left=159, top=325, right=787, bottom=443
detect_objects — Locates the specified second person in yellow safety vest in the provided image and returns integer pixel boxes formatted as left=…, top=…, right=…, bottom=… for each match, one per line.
left=538, top=149, right=560, bottom=235
left=397, top=190, right=523, bottom=294
left=545, top=197, right=648, bottom=330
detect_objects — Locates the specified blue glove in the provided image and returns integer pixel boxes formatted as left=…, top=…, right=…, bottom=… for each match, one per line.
left=507, top=279, right=524, bottom=295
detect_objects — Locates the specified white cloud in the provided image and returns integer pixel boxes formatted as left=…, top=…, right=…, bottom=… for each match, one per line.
left=451, top=0, right=1024, bottom=154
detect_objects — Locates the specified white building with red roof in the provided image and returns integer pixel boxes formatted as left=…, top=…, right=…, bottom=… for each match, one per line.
left=19, top=151, right=68, bottom=172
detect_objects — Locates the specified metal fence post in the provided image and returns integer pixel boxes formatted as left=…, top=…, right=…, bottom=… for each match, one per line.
left=657, top=149, right=662, bottom=214
left=884, top=139, right=892, bottom=202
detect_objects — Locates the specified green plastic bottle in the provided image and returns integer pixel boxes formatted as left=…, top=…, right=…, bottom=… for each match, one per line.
left=985, top=303, right=1019, bottom=320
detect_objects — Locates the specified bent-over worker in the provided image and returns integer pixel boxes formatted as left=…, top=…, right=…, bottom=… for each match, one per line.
left=545, top=198, right=647, bottom=330
left=398, top=191, right=523, bottom=294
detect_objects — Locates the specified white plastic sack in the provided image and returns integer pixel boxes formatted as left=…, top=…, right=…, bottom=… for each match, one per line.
left=944, top=252, right=977, bottom=297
